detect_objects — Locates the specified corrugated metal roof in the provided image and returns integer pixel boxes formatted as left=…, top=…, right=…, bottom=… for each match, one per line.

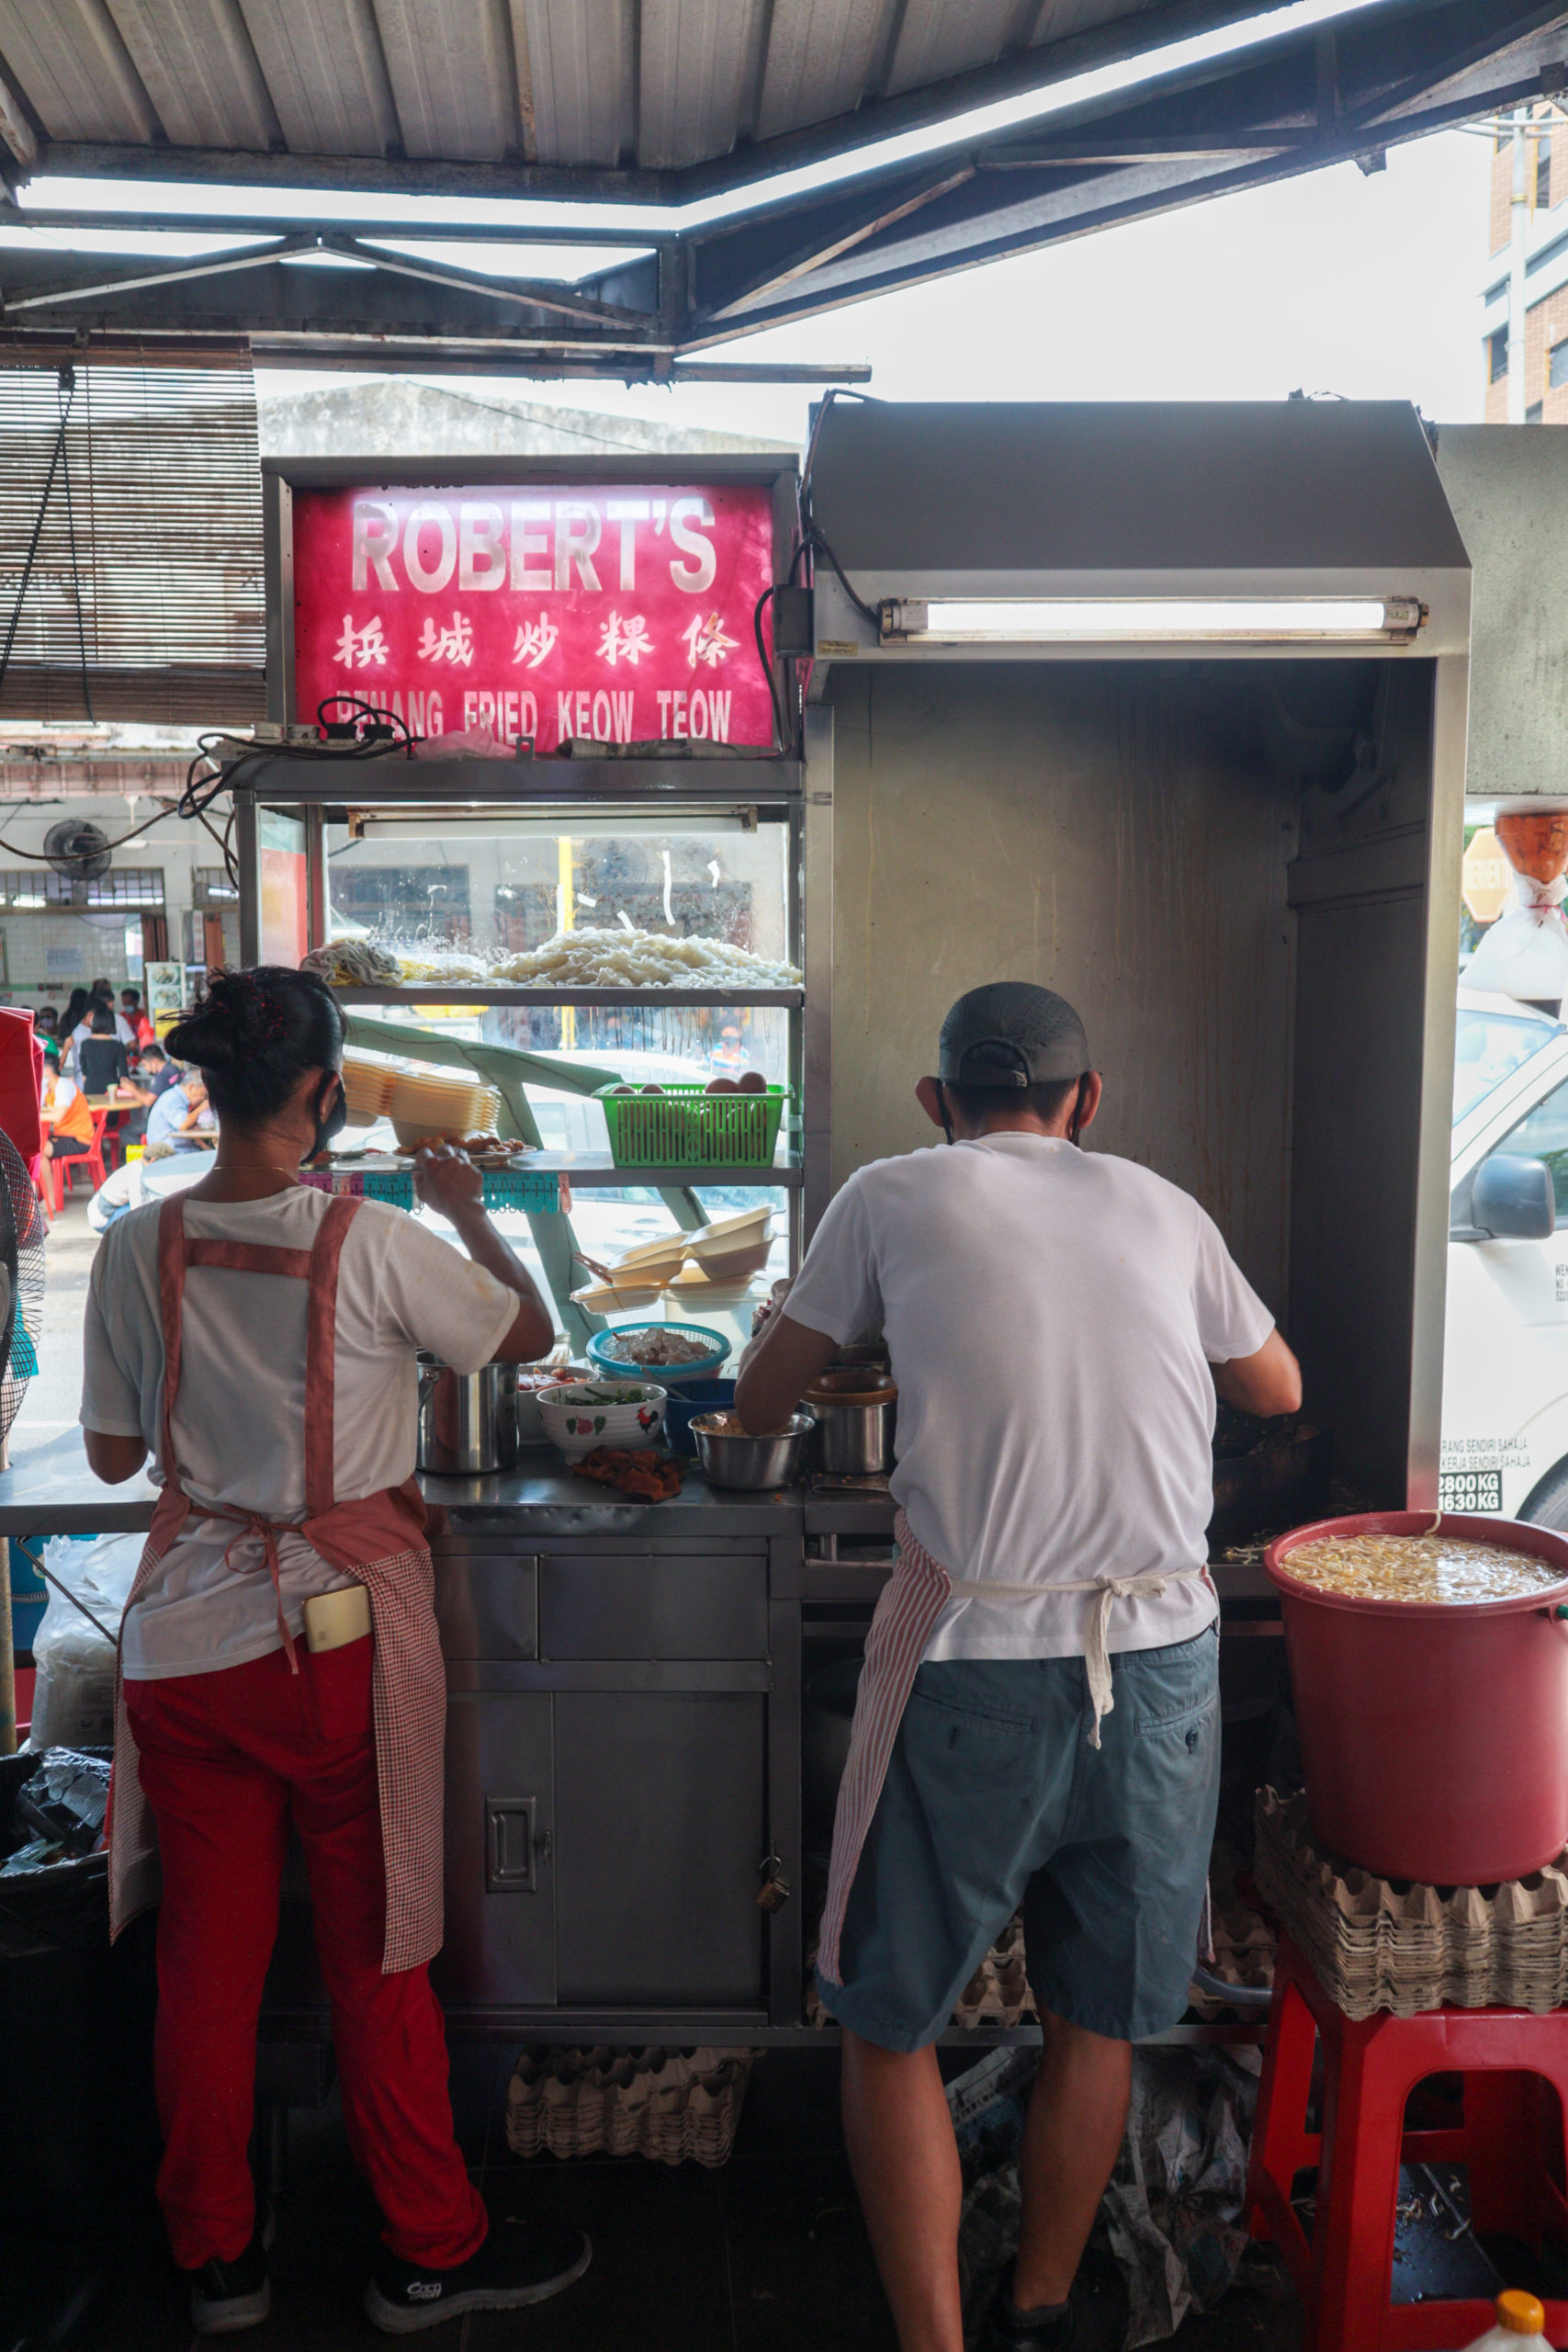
left=0, top=0, right=1253, bottom=177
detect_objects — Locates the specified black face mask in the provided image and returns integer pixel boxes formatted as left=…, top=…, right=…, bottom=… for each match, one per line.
left=305, top=1071, right=347, bottom=1162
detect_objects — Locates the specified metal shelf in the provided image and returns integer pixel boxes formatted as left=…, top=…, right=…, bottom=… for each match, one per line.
left=528, top=1150, right=801, bottom=1189
left=337, top=986, right=804, bottom=1008
left=243, top=753, right=802, bottom=805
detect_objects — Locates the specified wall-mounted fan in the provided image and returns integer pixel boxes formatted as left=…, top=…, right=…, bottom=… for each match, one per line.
left=42, top=820, right=111, bottom=891
left=0, top=1129, right=45, bottom=1449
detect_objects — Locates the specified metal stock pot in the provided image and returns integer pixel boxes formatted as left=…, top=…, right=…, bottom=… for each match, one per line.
left=803, top=1372, right=897, bottom=1476
left=416, top=1354, right=519, bottom=1475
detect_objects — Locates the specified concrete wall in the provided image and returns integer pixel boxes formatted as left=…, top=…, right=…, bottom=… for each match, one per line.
left=824, top=662, right=1299, bottom=1307
left=1433, top=424, right=1568, bottom=797
left=256, top=380, right=792, bottom=462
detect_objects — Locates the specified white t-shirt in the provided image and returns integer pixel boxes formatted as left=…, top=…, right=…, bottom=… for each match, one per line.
left=70, top=1013, right=135, bottom=1053
left=81, top=1189, right=520, bottom=1679
left=784, top=1135, right=1275, bottom=1661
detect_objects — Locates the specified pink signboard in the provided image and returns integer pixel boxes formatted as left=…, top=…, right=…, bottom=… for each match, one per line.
left=291, top=483, right=776, bottom=753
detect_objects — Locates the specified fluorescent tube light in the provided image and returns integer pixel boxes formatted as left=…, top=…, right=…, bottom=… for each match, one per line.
left=881, top=598, right=1425, bottom=644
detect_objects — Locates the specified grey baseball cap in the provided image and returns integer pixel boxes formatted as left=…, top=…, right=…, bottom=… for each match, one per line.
left=936, top=982, right=1091, bottom=1090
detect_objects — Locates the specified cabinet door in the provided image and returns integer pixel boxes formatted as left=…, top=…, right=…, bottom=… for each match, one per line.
left=554, top=1692, right=765, bottom=2007
left=434, top=1691, right=555, bottom=2007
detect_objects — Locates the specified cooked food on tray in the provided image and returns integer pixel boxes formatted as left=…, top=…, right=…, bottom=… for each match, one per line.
left=301, top=938, right=403, bottom=987
left=1283, top=1531, right=1562, bottom=1604
left=303, top=927, right=800, bottom=991
left=692, top=1411, right=794, bottom=1438
left=570, top=1446, right=684, bottom=1501
left=488, top=927, right=800, bottom=989
left=596, top=1327, right=717, bottom=1368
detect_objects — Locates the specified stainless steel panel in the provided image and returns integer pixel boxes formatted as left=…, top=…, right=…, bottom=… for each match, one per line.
left=434, top=1690, right=555, bottom=2007
left=1287, top=660, right=1439, bottom=1505
left=537, top=1551, right=768, bottom=1659
left=554, top=1691, right=765, bottom=2007
left=434, top=1553, right=539, bottom=1660
left=803, top=706, right=834, bottom=1243
left=1406, top=651, right=1469, bottom=1509
left=444, top=1658, right=772, bottom=1691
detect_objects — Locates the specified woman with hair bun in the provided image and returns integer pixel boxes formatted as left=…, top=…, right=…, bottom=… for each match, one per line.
left=79, top=965, right=590, bottom=2337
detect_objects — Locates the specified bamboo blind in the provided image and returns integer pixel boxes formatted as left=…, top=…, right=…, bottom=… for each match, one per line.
left=0, top=352, right=265, bottom=725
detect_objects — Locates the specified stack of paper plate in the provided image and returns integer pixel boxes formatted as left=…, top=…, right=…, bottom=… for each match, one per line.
left=342, top=1052, right=398, bottom=1125
left=388, top=1068, right=502, bottom=1144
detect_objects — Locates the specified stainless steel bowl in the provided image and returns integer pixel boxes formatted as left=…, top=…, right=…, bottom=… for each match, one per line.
left=692, top=1412, right=815, bottom=1490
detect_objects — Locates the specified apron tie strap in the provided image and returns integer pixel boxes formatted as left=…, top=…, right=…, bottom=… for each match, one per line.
left=1083, top=1575, right=1169, bottom=1747
left=208, top=1505, right=302, bottom=1673
left=948, top=1565, right=1181, bottom=1747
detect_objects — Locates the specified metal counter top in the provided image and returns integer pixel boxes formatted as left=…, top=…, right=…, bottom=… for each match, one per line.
left=0, top=1425, right=801, bottom=1540
left=426, top=1448, right=800, bottom=1537
left=0, top=1425, right=1286, bottom=1595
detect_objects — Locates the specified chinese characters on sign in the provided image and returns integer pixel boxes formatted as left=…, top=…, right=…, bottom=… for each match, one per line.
left=292, top=484, right=777, bottom=752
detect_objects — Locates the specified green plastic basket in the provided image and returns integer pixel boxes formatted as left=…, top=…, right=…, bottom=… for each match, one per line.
left=596, top=1082, right=789, bottom=1168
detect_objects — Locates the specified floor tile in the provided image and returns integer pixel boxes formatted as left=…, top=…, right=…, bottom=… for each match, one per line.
left=464, top=2158, right=733, bottom=2352
left=719, top=2151, right=896, bottom=2352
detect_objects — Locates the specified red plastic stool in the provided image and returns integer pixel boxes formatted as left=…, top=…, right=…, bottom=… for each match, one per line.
left=1247, top=1934, right=1568, bottom=2352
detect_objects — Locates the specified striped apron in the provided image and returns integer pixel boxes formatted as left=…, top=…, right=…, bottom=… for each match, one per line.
left=816, top=1509, right=1212, bottom=1985
left=107, top=1191, right=450, bottom=1974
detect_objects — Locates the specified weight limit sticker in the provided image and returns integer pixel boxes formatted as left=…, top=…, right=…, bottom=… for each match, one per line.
left=1438, top=1470, right=1504, bottom=1512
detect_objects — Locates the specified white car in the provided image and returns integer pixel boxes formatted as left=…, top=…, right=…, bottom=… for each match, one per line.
left=1442, top=988, right=1568, bottom=1522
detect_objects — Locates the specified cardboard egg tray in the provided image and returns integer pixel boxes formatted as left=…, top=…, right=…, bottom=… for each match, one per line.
left=502, top=2045, right=752, bottom=2167
left=1254, top=1786, right=1568, bottom=2018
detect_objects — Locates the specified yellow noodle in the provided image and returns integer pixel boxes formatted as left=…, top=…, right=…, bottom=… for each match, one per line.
left=1284, top=1532, right=1561, bottom=1604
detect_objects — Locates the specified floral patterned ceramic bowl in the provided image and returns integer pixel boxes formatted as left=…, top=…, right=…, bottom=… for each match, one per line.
left=536, top=1380, right=669, bottom=1461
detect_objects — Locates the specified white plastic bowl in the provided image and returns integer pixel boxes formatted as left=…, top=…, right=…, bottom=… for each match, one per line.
left=537, top=1380, right=668, bottom=1461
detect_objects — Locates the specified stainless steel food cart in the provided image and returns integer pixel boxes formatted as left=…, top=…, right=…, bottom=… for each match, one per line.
left=1, top=403, right=1472, bottom=2062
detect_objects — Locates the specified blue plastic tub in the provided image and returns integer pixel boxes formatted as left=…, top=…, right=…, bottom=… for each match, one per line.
left=662, top=1379, right=738, bottom=1457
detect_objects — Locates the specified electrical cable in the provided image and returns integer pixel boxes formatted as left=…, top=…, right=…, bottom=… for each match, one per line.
left=753, top=583, right=788, bottom=753
left=0, top=797, right=177, bottom=865
left=0, top=367, right=77, bottom=721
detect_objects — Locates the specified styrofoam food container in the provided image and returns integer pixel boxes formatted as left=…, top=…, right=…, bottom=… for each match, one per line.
left=537, top=1380, right=668, bottom=1460
left=683, top=1206, right=774, bottom=1261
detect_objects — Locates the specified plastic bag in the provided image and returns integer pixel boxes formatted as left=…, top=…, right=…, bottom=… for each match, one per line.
left=1465, top=873, right=1568, bottom=1007
left=25, top=1534, right=142, bottom=1752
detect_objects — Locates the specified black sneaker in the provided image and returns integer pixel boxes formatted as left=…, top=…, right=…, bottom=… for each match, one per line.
left=981, top=2262, right=1077, bottom=2352
left=186, top=2193, right=276, bottom=2335
left=364, top=2218, right=592, bottom=2335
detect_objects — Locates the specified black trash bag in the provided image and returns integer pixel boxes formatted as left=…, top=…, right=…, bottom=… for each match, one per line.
left=0, top=1748, right=110, bottom=1961
left=0, top=1747, right=160, bottom=2254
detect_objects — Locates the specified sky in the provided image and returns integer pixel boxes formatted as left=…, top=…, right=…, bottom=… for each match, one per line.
left=253, top=130, right=1496, bottom=448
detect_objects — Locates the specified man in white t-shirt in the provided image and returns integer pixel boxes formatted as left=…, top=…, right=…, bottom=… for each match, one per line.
left=736, top=982, right=1300, bottom=2352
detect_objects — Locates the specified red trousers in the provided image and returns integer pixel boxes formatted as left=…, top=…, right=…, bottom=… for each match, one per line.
left=125, top=1638, right=487, bottom=2274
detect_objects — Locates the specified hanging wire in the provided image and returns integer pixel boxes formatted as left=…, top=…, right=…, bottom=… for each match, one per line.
left=0, top=366, right=77, bottom=719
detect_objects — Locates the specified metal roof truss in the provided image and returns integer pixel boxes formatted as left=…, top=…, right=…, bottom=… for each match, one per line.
left=0, top=0, right=1562, bottom=379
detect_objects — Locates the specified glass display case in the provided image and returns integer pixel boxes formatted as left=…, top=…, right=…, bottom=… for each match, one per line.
left=230, top=753, right=824, bottom=1351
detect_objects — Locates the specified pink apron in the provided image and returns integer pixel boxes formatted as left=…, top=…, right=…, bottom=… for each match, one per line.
left=816, top=1509, right=1210, bottom=1984
left=108, top=1191, right=449, bottom=1973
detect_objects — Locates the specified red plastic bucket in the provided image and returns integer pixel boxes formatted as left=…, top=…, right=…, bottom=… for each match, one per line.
left=1265, top=1512, right=1568, bottom=1885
